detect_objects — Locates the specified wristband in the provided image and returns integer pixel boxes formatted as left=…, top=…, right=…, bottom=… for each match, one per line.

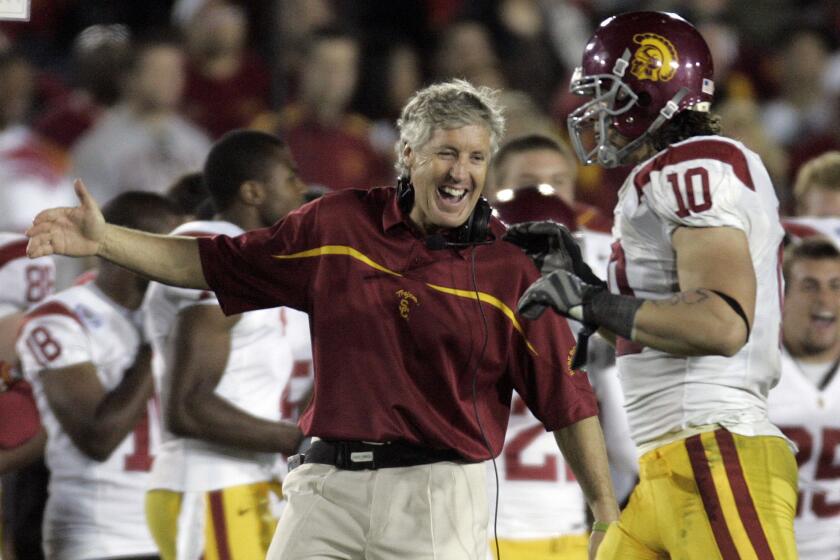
left=591, top=521, right=613, bottom=533
left=584, top=291, right=643, bottom=339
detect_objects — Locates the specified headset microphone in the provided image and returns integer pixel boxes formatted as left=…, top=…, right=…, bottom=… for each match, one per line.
left=424, top=234, right=449, bottom=251
left=425, top=234, right=494, bottom=251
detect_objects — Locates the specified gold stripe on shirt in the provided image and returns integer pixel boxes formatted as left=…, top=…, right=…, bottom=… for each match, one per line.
left=272, top=245, right=537, bottom=355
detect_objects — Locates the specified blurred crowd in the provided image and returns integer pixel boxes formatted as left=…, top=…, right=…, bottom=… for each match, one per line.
left=2, top=0, right=840, bottom=229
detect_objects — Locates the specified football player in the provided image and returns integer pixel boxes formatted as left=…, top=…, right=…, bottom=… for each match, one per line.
left=0, top=231, right=55, bottom=472
left=489, top=133, right=612, bottom=234
left=509, top=12, right=796, bottom=558
left=0, top=232, right=55, bottom=560
left=770, top=237, right=840, bottom=559
left=143, top=130, right=309, bottom=560
left=16, top=192, right=182, bottom=560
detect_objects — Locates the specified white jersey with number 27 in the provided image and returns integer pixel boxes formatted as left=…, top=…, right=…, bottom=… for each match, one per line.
left=609, top=135, right=785, bottom=447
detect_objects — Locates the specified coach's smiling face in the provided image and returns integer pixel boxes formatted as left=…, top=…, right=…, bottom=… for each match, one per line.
left=404, top=124, right=490, bottom=235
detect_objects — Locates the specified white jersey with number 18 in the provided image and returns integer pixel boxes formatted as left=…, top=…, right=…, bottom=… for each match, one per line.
left=609, top=135, right=786, bottom=448
left=16, top=283, right=159, bottom=560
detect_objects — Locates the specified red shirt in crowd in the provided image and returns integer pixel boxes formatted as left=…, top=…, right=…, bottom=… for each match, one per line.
left=253, top=103, right=392, bottom=191
left=183, top=53, right=272, bottom=139
left=198, top=187, right=597, bottom=461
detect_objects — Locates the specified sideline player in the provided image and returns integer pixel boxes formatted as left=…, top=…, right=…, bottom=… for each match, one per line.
left=17, top=192, right=182, bottom=560
left=26, top=79, right=618, bottom=559
left=511, top=12, right=796, bottom=558
left=0, top=232, right=54, bottom=560
left=487, top=136, right=637, bottom=559
left=488, top=133, right=612, bottom=234
left=143, top=130, right=307, bottom=560
left=0, top=231, right=55, bottom=472
left=770, top=238, right=840, bottom=559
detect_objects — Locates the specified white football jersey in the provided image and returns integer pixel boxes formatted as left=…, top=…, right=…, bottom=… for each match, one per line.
left=0, top=127, right=76, bottom=234
left=577, top=229, right=613, bottom=280
left=489, top=394, right=587, bottom=539
left=0, top=232, right=55, bottom=318
left=783, top=216, right=840, bottom=248
left=489, top=368, right=636, bottom=540
left=769, top=351, right=840, bottom=560
left=16, top=283, right=159, bottom=560
left=144, top=220, right=310, bottom=492
left=609, top=136, right=786, bottom=446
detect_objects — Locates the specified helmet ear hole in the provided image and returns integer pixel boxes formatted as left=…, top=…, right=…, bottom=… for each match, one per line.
left=636, top=91, right=652, bottom=108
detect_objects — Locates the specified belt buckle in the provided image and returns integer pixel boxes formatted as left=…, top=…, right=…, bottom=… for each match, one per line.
left=337, top=442, right=376, bottom=470
left=350, top=451, right=374, bottom=464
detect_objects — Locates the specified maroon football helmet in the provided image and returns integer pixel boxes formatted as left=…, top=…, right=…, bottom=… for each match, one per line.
left=494, top=185, right=578, bottom=231
left=567, top=12, right=714, bottom=168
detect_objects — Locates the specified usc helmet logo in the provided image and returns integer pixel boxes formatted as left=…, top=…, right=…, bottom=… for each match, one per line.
left=630, top=32, right=678, bottom=82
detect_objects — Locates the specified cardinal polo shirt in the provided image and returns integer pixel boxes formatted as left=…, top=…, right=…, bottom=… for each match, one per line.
left=197, top=186, right=597, bottom=462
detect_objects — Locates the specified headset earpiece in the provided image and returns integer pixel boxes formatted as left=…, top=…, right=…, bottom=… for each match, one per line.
left=396, top=176, right=414, bottom=214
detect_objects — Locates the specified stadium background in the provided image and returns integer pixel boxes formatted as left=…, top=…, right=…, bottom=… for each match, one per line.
left=0, top=0, right=839, bottom=222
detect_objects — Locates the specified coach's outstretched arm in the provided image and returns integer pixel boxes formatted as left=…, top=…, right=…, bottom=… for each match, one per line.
left=27, top=180, right=208, bottom=290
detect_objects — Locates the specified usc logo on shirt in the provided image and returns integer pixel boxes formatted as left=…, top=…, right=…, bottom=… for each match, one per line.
left=396, top=289, right=419, bottom=321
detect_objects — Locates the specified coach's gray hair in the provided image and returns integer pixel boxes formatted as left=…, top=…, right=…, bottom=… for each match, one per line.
left=395, top=79, right=506, bottom=176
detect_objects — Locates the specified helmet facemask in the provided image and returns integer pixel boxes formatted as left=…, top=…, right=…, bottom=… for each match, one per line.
left=567, top=49, right=689, bottom=168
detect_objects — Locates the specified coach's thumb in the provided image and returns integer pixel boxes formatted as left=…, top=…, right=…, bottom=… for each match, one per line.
left=74, top=179, right=97, bottom=210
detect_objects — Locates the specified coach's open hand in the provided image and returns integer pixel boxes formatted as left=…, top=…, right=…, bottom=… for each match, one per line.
left=26, top=179, right=105, bottom=259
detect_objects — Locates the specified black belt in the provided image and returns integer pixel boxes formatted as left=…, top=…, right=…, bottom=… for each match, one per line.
left=294, top=439, right=466, bottom=471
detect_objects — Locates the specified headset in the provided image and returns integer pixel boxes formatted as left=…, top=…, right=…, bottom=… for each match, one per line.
left=395, top=175, right=503, bottom=558
left=396, top=176, right=493, bottom=250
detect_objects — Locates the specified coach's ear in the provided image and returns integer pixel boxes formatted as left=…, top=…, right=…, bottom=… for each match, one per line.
left=239, top=180, right=265, bottom=206
left=403, top=143, right=415, bottom=169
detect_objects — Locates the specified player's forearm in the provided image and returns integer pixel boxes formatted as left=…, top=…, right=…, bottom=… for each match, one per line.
left=99, top=225, right=208, bottom=290
left=0, top=429, right=46, bottom=474
left=631, top=289, right=749, bottom=356
left=83, top=347, right=154, bottom=460
left=173, top=393, right=302, bottom=455
left=553, top=416, right=619, bottom=524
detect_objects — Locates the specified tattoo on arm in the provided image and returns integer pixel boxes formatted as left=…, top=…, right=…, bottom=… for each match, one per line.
left=653, top=289, right=711, bottom=307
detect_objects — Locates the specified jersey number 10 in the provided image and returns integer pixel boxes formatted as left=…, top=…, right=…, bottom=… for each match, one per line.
left=667, top=167, right=712, bottom=218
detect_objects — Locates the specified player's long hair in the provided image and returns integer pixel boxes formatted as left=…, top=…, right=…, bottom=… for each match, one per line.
left=648, top=110, right=722, bottom=151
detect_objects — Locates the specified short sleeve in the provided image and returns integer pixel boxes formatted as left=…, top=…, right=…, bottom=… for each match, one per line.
left=642, top=140, right=754, bottom=234
left=198, top=203, right=318, bottom=315
left=506, top=265, right=599, bottom=431
left=17, top=314, right=91, bottom=373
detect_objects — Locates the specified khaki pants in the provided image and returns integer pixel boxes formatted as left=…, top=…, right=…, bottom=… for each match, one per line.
left=267, top=461, right=488, bottom=559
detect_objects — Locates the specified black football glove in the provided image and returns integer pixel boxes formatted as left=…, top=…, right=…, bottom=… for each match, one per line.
left=503, top=221, right=605, bottom=287
left=518, top=269, right=609, bottom=370
left=517, top=269, right=607, bottom=321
